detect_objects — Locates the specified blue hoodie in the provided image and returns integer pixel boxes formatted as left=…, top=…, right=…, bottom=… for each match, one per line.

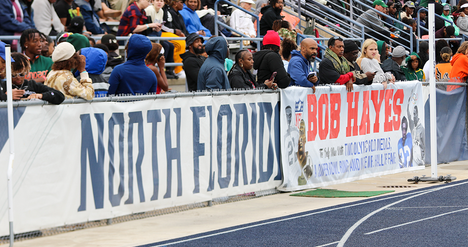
left=108, top=34, right=157, bottom=95
left=288, top=50, right=317, bottom=87
left=197, top=36, right=230, bottom=90
left=80, top=47, right=109, bottom=96
left=179, top=4, right=211, bottom=37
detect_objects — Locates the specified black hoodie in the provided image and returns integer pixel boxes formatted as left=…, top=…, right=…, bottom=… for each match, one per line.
left=259, top=5, right=282, bottom=36
left=253, top=49, right=290, bottom=89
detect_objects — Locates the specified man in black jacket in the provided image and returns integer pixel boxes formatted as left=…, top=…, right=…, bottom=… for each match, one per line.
left=381, top=45, right=407, bottom=82
left=180, top=33, right=206, bottom=92
left=1, top=52, right=65, bottom=104
left=342, top=40, right=374, bottom=85
left=259, top=0, right=283, bottom=35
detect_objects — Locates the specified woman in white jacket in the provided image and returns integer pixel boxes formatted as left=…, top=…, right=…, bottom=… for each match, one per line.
left=230, top=0, right=256, bottom=38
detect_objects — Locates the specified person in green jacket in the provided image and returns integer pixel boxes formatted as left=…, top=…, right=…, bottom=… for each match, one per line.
left=401, top=52, right=425, bottom=81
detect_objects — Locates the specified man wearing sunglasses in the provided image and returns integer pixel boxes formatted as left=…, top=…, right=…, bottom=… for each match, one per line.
left=319, top=36, right=355, bottom=92
left=0, top=52, right=65, bottom=104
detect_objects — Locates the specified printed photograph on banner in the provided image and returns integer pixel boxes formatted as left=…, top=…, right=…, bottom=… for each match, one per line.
left=279, top=82, right=425, bottom=192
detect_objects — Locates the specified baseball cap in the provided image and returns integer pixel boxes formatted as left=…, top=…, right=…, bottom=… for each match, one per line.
left=461, top=3, right=468, bottom=9
left=240, top=0, right=255, bottom=4
left=0, top=41, right=14, bottom=62
left=373, top=0, right=387, bottom=8
left=68, top=16, right=84, bottom=33
left=101, top=34, right=118, bottom=45
left=404, top=1, right=415, bottom=8
left=185, top=33, right=203, bottom=48
left=392, top=46, right=409, bottom=58
left=443, top=4, right=451, bottom=11
left=263, top=30, right=281, bottom=47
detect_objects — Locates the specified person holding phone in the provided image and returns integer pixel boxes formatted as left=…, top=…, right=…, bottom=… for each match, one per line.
left=228, top=50, right=277, bottom=90
left=1, top=52, right=65, bottom=104
left=288, top=38, right=319, bottom=93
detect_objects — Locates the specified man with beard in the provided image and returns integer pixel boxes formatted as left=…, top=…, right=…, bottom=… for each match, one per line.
left=398, top=116, right=413, bottom=168
left=319, top=36, right=355, bottom=92
left=181, top=33, right=206, bottom=92
left=408, top=104, right=425, bottom=166
left=288, top=38, right=319, bottom=92
left=259, top=0, right=283, bottom=35
left=342, top=40, right=374, bottom=85
left=297, top=119, right=313, bottom=186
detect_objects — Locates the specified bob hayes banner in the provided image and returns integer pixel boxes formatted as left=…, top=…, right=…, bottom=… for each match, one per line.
left=279, top=81, right=425, bottom=191
left=0, top=93, right=281, bottom=235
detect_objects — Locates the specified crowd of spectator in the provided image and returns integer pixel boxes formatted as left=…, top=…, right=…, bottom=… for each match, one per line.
left=1, top=0, right=468, bottom=104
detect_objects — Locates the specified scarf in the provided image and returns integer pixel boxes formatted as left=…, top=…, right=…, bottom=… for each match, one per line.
left=324, top=48, right=350, bottom=75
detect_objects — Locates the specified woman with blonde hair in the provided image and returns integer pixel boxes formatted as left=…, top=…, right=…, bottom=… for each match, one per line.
left=358, top=39, right=395, bottom=89
left=146, top=42, right=170, bottom=93
left=449, top=41, right=468, bottom=91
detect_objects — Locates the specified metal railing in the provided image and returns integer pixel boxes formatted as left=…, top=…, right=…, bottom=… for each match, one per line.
left=214, top=0, right=261, bottom=48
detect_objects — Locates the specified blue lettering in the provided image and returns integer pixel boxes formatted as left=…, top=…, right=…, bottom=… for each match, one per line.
left=108, top=113, right=125, bottom=207
left=147, top=110, right=161, bottom=201
left=233, top=104, right=248, bottom=187
left=163, top=108, right=182, bottom=198
left=217, top=105, right=232, bottom=189
left=191, top=106, right=206, bottom=193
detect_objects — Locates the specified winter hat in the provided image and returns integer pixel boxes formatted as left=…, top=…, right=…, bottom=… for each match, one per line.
left=52, top=42, right=76, bottom=62
left=0, top=41, right=14, bottom=62
left=67, top=33, right=90, bottom=52
left=185, top=33, right=203, bottom=48
left=343, top=40, right=359, bottom=53
left=263, top=30, right=281, bottom=47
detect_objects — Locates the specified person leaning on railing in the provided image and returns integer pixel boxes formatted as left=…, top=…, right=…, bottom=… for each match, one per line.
left=0, top=51, right=65, bottom=104
left=44, top=42, right=94, bottom=100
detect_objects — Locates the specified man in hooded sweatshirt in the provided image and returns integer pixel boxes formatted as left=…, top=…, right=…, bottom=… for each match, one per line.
left=108, top=34, right=157, bottom=95
left=197, top=36, right=230, bottom=90
left=253, top=30, right=290, bottom=88
left=288, top=38, right=319, bottom=92
left=77, top=47, right=109, bottom=97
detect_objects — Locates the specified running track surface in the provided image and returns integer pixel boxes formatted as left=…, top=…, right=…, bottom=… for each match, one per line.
left=139, top=179, right=468, bottom=247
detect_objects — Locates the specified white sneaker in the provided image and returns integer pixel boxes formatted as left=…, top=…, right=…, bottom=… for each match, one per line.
left=175, top=70, right=186, bottom=79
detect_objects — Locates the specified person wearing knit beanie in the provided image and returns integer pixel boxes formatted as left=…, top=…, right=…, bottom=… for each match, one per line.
left=262, top=30, right=281, bottom=47
left=253, top=30, right=290, bottom=88
left=67, top=33, right=91, bottom=52
left=343, top=40, right=374, bottom=85
left=45, top=42, right=94, bottom=100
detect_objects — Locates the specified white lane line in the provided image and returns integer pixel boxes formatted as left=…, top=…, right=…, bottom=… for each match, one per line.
left=387, top=205, right=468, bottom=209
left=315, top=241, right=339, bottom=247
left=365, top=207, right=468, bottom=235
left=152, top=190, right=431, bottom=246
left=336, top=180, right=468, bottom=247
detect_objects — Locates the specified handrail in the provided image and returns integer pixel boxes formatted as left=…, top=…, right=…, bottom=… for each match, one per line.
left=214, top=0, right=260, bottom=48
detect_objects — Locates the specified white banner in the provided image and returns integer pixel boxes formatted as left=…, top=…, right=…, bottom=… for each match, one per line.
left=279, top=81, right=425, bottom=191
left=0, top=93, right=281, bottom=235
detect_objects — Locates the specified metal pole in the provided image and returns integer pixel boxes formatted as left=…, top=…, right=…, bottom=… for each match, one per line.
left=5, top=45, right=15, bottom=246
left=428, top=4, right=437, bottom=178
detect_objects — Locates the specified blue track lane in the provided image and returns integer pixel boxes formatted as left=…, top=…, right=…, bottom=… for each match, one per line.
left=138, top=179, right=468, bottom=247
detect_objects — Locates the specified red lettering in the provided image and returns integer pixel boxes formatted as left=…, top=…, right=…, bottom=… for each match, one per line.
left=346, top=92, right=359, bottom=137
left=371, top=90, right=385, bottom=133
left=384, top=89, right=394, bottom=132
left=318, top=94, right=329, bottom=140
left=393, top=89, right=404, bottom=130
left=307, top=94, right=317, bottom=141
left=359, top=91, right=370, bottom=135
left=329, top=93, right=341, bottom=139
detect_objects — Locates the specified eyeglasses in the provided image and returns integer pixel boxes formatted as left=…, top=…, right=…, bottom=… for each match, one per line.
left=12, top=72, right=26, bottom=78
left=330, top=36, right=343, bottom=41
